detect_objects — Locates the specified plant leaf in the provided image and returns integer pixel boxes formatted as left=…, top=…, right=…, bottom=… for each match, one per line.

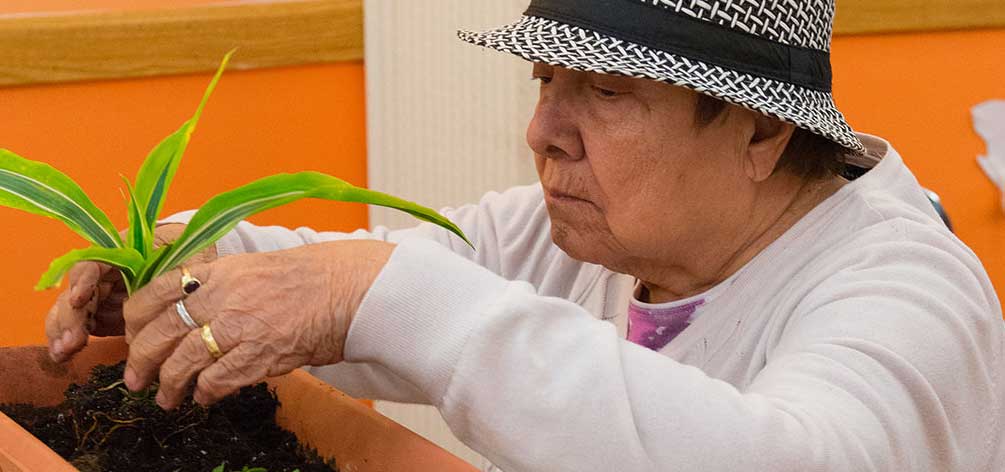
left=36, top=246, right=144, bottom=291
left=211, top=464, right=225, bottom=472
left=135, top=245, right=171, bottom=289
left=122, top=177, right=150, bottom=258
left=133, top=49, right=234, bottom=232
left=0, top=149, right=122, bottom=248
left=151, top=172, right=471, bottom=279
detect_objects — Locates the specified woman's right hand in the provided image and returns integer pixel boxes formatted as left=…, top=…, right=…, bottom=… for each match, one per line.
left=45, top=224, right=216, bottom=362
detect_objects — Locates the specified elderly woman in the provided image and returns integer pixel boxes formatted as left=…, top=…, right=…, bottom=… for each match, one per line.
left=45, top=1, right=1004, bottom=471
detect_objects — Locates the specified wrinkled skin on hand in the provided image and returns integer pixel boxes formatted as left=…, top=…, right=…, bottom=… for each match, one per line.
left=121, top=239, right=393, bottom=410
left=45, top=224, right=214, bottom=363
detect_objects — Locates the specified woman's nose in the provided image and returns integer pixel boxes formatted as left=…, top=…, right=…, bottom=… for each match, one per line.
left=526, top=93, right=584, bottom=161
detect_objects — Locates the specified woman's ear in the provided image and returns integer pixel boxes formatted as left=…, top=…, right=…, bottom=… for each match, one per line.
left=742, top=113, right=795, bottom=182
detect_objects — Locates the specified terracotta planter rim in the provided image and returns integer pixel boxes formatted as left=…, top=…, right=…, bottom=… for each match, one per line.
left=0, top=337, right=477, bottom=472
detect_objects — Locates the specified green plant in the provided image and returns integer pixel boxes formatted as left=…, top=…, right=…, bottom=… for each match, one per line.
left=0, top=51, right=470, bottom=294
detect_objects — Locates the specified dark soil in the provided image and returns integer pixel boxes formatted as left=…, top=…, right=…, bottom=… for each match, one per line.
left=0, top=362, right=337, bottom=472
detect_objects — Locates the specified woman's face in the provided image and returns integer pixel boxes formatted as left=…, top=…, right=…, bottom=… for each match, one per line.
left=527, top=63, right=759, bottom=273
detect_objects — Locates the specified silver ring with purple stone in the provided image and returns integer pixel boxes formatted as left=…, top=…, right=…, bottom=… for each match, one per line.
left=180, top=266, right=202, bottom=296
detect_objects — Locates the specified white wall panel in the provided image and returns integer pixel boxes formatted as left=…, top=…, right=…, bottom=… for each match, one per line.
left=364, top=1, right=538, bottom=469
left=365, top=0, right=539, bottom=230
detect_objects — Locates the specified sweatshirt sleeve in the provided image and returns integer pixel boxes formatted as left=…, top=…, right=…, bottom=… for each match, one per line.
left=161, top=184, right=602, bottom=404
left=159, top=184, right=577, bottom=288
left=345, top=233, right=1005, bottom=471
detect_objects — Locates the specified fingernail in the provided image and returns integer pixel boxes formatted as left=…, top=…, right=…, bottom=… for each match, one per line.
left=61, top=329, right=73, bottom=346
left=70, top=284, right=88, bottom=304
left=124, top=367, right=137, bottom=391
left=155, top=391, right=169, bottom=409
left=50, top=339, right=64, bottom=360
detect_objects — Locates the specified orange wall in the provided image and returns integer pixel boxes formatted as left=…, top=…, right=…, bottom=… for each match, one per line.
left=832, top=28, right=1005, bottom=301
left=2, top=24, right=1003, bottom=347
left=0, top=63, right=368, bottom=346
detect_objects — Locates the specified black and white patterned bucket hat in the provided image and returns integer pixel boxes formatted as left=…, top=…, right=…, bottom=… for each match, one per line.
left=459, top=0, right=866, bottom=154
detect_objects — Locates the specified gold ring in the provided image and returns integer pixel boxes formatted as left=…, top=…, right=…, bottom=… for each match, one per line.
left=180, top=266, right=202, bottom=296
left=200, top=325, right=223, bottom=359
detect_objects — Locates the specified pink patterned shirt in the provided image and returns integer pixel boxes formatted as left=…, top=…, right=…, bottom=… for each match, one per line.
left=627, top=276, right=737, bottom=351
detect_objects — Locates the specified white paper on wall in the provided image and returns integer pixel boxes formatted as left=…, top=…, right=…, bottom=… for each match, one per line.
left=973, top=100, right=1005, bottom=211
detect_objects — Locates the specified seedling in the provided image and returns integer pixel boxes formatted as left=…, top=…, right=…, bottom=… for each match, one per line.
left=0, top=51, right=470, bottom=294
left=211, top=465, right=299, bottom=472
left=211, top=464, right=287, bottom=472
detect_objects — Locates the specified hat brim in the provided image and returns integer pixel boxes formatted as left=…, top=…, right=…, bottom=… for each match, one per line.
left=459, top=16, right=865, bottom=155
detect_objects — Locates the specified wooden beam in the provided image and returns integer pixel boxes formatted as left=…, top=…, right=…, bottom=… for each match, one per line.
left=0, top=0, right=363, bottom=87
left=0, top=0, right=1000, bottom=87
left=835, top=0, right=1005, bottom=35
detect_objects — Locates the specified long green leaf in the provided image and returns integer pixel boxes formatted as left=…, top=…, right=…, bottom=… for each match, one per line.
left=0, top=150, right=122, bottom=248
left=135, top=245, right=171, bottom=289
left=122, top=177, right=150, bottom=258
left=133, top=50, right=234, bottom=232
left=151, top=172, right=471, bottom=279
left=36, top=247, right=144, bottom=291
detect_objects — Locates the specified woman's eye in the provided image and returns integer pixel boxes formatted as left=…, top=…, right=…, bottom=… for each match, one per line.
left=532, top=76, right=553, bottom=84
left=593, top=86, right=621, bottom=98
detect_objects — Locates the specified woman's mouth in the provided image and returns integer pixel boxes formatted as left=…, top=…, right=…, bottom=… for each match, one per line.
left=544, top=188, right=591, bottom=204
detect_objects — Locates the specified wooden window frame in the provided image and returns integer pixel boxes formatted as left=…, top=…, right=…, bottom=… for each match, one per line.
left=0, top=0, right=362, bottom=87
left=834, top=0, right=1005, bottom=35
left=0, top=0, right=1001, bottom=87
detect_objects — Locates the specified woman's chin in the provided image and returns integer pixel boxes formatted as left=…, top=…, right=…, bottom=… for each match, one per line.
left=549, top=223, right=606, bottom=266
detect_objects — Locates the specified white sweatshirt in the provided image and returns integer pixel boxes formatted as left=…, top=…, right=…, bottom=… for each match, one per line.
left=165, top=134, right=1005, bottom=471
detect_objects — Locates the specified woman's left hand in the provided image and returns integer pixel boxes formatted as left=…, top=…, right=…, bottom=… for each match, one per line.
left=121, top=239, right=394, bottom=410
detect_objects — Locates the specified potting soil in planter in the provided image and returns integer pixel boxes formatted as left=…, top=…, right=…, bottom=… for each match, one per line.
left=0, top=362, right=337, bottom=472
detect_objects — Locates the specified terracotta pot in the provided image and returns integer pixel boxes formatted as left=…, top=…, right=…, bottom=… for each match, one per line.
left=0, top=337, right=477, bottom=472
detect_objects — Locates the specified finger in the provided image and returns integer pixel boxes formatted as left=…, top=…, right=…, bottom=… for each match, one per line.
left=193, top=344, right=270, bottom=407
left=45, top=291, right=67, bottom=341
left=45, top=291, right=91, bottom=363
left=90, top=287, right=128, bottom=337
left=45, top=292, right=69, bottom=360
left=155, top=319, right=239, bottom=410
left=51, top=263, right=126, bottom=360
left=153, top=330, right=215, bottom=410
left=49, top=265, right=130, bottom=351
left=123, top=303, right=198, bottom=392
left=59, top=306, right=91, bottom=361
left=124, top=263, right=210, bottom=341
left=67, top=262, right=105, bottom=308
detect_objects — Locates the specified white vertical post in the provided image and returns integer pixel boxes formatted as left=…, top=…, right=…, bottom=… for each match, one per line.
left=364, top=1, right=538, bottom=469
left=365, top=0, right=539, bottom=230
